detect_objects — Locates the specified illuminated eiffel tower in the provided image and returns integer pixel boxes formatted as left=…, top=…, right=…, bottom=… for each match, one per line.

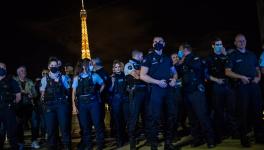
left=80, top=0, right=91, bottom=59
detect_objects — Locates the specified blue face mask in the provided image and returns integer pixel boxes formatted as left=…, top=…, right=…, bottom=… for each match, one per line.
left=178, top=50, right=184, bottom=59
left=214, top=46, right=222, bottom=55
left=89, top=65, right=94, bottom=71
left=0, top=68, right=7, bottom=76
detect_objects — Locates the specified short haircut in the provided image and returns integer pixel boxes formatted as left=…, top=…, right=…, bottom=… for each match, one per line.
left=211, top=37, right=222, bottom=45
left=92, top=57, right=103, bottom=67
left=16, top=65, right=26, bottom=74
left=180, top=42, right=192, bottom=51
left=132, top=49, right=142, bottom=57
left=48, top=56, right=59, bottom=65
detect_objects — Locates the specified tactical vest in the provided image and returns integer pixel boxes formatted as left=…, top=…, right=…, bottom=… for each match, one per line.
left=44, top=75, right=67, bottom=101
left=210, top=55, right=227, bottom=78
left=113, top=73, right=126, bottom=95
left=0, top=77, right=14, bottom=104
left=182, top=55, right=204, bottom=92
left=76, top=75, right=96, bottom=97
left=18, top=80, right=32, bottom=105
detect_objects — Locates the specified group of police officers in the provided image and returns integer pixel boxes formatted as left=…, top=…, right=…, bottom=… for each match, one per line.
left=0, top=33, right=264, bottom=150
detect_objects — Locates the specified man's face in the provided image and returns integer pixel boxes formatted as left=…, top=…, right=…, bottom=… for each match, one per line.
left=49, top=61, right=58, bottom=69
left=17, top=67, right=27, bottom=78
left=234, top=35, right=247, bottom=50
left=153, top=37, right=165, bottom=48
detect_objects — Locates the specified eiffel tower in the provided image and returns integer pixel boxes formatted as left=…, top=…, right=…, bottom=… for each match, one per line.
left=80, top=0, right=91, bottom=59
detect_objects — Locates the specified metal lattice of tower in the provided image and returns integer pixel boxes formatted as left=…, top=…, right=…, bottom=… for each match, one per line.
left=80, top=0, right=91, bottom=59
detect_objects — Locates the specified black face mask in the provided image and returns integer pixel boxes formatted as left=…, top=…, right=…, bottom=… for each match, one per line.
left=154, top=42, right=164, bottom=51
left=0, top=68, right=7, bottom=76
left=50, top=67, right=58, bottom=73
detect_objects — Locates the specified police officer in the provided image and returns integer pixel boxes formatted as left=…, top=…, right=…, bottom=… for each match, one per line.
left=40, top=57, right=71, bottom=150
left=225, top=34, right=264, bottom=147
left=14, top=66, right=40, bottom=149
left=180, top=43, right=216, bottom=148
left=124, top=50, right=148, bottom=150
left=91, top=57, right=112, bottom=133
left=140, top=36, right=178, bottom=150
left=206, top=38, right=237, bottom=143
left=72, top=58, right=105, bottom=150
left=0, top=62, right=21, bottom=150
left=109, top=60, right=129, bottom=148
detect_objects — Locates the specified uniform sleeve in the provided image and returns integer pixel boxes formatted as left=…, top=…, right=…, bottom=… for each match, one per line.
left=10, top=79, right=21, bottom=94
left=62, top=75, right=70, bottom=89
left=258, top=52, right=264, bottom=68
left=29, top=80, right=37, bottom=97
left=72, top=76, right=79, bottom=90
left=225, top=55, right=233, bottom=69
left=39, top=77, right=47, bottom=92
left=124, top=62, right=135, bottom=76
left=142, top=55, right=152, bottom=68
left=93, top=73, right=104, bottom=85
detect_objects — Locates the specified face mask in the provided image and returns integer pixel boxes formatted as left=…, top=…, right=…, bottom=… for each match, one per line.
left=178, top=50, right=184, bottom=59
left=154, top=42, right=164, bottom=51
left=0, top=68, right=7, bottom=76
left=89, top=65, right=94, bottom=71
left=214, top=46, right=222, bottom=55
left=50, top=67, right=58, bottom=73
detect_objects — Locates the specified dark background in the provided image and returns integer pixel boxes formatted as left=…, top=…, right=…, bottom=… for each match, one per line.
left=0, top=0, right=262, bottom=79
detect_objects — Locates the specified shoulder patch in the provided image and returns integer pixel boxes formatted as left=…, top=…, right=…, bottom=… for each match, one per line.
left=194, top=57, right=199, bottom=60
left=128, top=65, right=133, bottom=70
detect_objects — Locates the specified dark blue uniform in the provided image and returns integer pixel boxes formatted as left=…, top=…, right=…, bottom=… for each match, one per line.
left=226, top=49, right=264, bottom=145
left=0, top=76, right=20, bottom=150
left=142, top=51, right=178, bottom=150
left=40, top=73, right=71, bottom=149
left=181, top=53, right=215, bottom=147
left=125, top=59, right=148, bottom=149
left=72, top=72, right=104, bottom=150
left=109, top=72, right=129, bottom=147
left=206, top=54, right=237, bottom=141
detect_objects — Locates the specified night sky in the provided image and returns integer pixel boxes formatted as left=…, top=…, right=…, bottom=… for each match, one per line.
left=1, top=0, right=262, bottom=79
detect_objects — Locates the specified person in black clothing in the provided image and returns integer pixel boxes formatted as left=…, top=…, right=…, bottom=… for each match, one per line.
left=206, top=38, right=237, bottom=143
left=0, top=62, right=21, bottom=150
left=180, top=43, right=216, bottom=148
left=140, top=37, right=179, bottom=150
left=225, top=34, right=264, bottom=147
left=92, top=57, right=112, bottom=135
left=109, top=60, right=129, bottom=148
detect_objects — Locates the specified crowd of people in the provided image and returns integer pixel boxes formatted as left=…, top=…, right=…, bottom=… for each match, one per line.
left=0, top=33, right=264, bottom=150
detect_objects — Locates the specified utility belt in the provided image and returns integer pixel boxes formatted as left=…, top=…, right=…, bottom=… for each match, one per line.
left=77, top=94, right=98, bottom=103
left=183, top=81, right=205, bottom=93
left=43, top=96, right=67, bottom=103
left=133, top=84, right=147, bottom=90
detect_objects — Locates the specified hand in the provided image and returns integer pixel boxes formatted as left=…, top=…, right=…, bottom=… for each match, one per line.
left=28, top=93, right=32, bottom=98
left=252, top=77, right=260, bottom=84
left=157, top=79, right=167, bottom=88
left=221, top=47, right=227, bottom=55
left=111, top=76, right=115, bottom=83
left=169, top=79, right=176, bottom=87
left=240, top=76, right=250, bottom=84
left=216, top=78, right=225, bottom=85
left=72, top=105, right=78, bottom=115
